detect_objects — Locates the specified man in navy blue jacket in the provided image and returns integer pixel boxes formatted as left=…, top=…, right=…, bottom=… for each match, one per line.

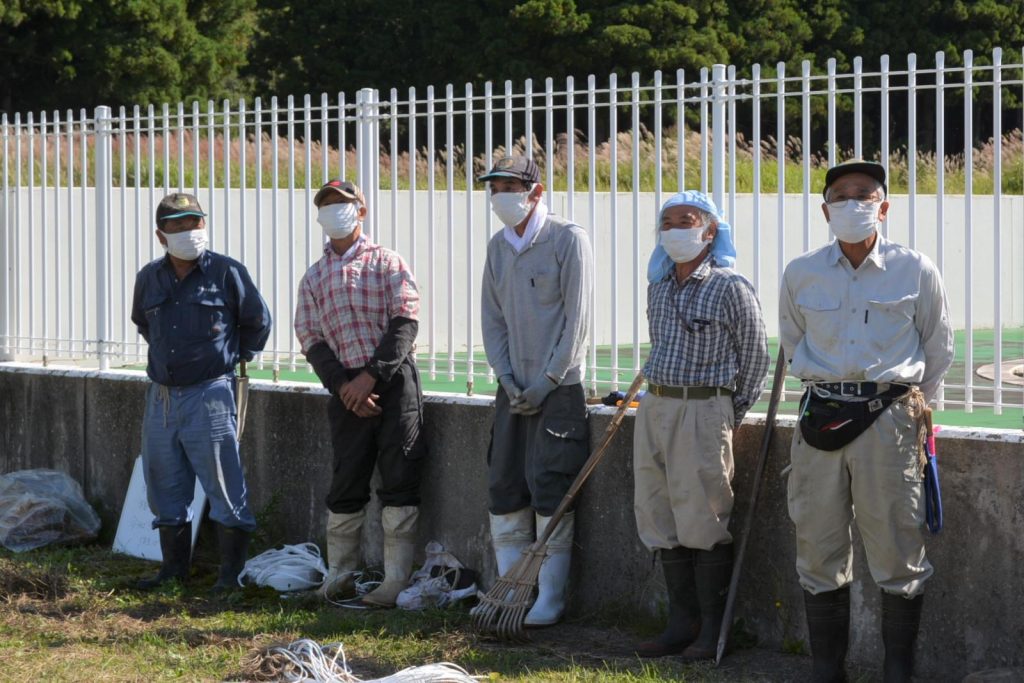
left=130, top=192, right=271, bottom=592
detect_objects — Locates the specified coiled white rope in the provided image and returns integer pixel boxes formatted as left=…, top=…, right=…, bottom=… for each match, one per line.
left=238, top=543, right=328, bottom=592
left=251, top=638, right=482, bottom=682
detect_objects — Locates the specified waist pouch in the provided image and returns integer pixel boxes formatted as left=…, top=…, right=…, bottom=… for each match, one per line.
left=799, top=386, right=910, bottom=451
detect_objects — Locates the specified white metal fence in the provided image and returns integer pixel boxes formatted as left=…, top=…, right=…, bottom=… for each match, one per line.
left=1, top=49, right=1022, bottom=413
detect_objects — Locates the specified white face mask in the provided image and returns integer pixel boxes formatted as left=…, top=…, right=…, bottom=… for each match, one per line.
left=160, top=228, right=208, bottom=261
left=490, top=191, right=534, bottom=227
left=317, top=202, right=360, bottom=239
left=660, top=226, right=710, bottom=263
left=827, top=199, right=881, bottom=243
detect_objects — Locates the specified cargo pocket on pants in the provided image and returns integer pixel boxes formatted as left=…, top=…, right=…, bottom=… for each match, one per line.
left=538, top=415, right=589, bottom=475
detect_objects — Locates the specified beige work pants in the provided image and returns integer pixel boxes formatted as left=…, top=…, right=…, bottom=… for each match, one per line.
left=787, top=398, right=932, bottom=597
left=633, top=392, right=735, bottom=552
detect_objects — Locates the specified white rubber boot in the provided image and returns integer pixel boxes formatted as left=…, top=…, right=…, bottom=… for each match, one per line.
left=525, top=511, right=574, bottom=627
left=362, top=505, right=419, bottom=608
left=321, top=509, right=365, bottom=601
left=491, top=508, right=535, bottom=576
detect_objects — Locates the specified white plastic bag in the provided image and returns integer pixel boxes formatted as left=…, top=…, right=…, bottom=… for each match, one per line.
left=0, top=469, right=101, bottom=552
left=396, top=541, right=478, bottom=610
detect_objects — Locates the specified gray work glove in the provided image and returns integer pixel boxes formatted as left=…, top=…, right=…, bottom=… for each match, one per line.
left=519, top=373, right=559, bottom=413
left=499, top=374, right=532, bottom=416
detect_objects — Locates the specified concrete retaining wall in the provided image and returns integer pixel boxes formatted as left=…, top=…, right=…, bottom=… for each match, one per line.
left=1, top=363, right=1022, bottom=679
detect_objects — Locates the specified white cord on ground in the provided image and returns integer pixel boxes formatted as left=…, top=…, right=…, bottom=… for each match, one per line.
left=259, top=638, right=482, bottom=682
left=239, top=543, right=328, bottom=592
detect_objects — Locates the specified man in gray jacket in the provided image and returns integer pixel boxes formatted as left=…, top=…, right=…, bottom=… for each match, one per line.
left=478, top=156, right=594, bottom=626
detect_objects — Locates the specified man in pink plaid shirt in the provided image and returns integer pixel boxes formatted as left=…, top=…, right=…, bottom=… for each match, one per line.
left=294, top=179, right=425, bottom=608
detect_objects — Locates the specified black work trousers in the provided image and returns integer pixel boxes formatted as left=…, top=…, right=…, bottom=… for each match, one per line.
left=325, top=358, right=426, bottom=514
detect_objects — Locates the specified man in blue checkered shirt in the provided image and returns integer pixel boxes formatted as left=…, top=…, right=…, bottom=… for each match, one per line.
left=633, top=191, right=770, bottom=661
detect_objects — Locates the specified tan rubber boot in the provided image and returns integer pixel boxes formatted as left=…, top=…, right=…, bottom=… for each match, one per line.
left=491, top=508, right=535, bottom=576
left=361, top=505, right=418, bottom=607
left=321, top=509, right=365, bottom=601
left=524, top=511, right=574, bottom=627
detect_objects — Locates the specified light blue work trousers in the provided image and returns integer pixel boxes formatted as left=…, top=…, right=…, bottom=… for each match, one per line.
left=141, top=374, right=256, bottom=531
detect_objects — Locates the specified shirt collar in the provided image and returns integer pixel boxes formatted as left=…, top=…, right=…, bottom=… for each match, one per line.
left=826, top=233, right=887, bottom=271
left=324, top=233, right=367, bottom=261
left=662, top=252, right=714, bottom=284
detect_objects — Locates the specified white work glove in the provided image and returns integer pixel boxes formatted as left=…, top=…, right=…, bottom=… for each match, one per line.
left=519, top=374, right=558, bottom=413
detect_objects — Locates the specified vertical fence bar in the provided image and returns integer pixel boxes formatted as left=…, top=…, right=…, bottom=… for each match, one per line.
left=801, top=60, right=811, bottom=252
left=304, top=94, right=314, bottom=262
left=677, top=69, right=685, bottom=192
left=239, top=100, right=247, bottom=273
left=409, top=86, right=418, bottom=279
left=223, top=99, right=232, bottom=259
left=427, top=86, right=436, bottom=378
left=270, top=96, right=280, bottom=374
left=776, top=62, right=786, bottom=288
left=286, top=95, right=297, bottom=369
left=544, top=78, right=554, bottom=207
left=133, top=105, right=142, bottom=360
left=711, top=65, right=726, bottom=214
left=880, top=54, right=890, bottom=218
left=53, top=111, right=62, bottom=355
left=80, top=108, right=88, bottom=356
left=752, top=64, right=762, bottom=296
left=934, top=52, right=945, bottom=407
left=177, top=103, right=185, bottom=190
left=908, top=53, right=918, bottom=249
left=465, top=82, right=475, bottom=391
left=992, top=47, right=1003, bottom=414
left=192, top=101, right=200, bottom=198
left=338, top=92, right=346, bottom=180
left=853, top=57, right=863, bottom=158
left=27, top=113, right=34, bottom=352
left=445, top=84, right=455, bottom=380
left=654, top=70, right=663, bottom=211
left=700, top=67, right=709, bottom=194
left=728, top=65, right=737, bottom=226
left=13, top=114, right=21, bottom=354
left=390, top=88, right=399, bottom=253
left=147, top=105, right=155, bottom=262
left=371, top=90, right=382, bottom=238
left=321, top=93, right=329, bottom=184
left=207, top=100, right=216, bottom=249
left=67, top=111, right=75, bottom=355
left=118, top=107, right=127, bottom=355
left=504, top=80, right=513, bottom=155
left=609, top=72, right=619, bottom=387
left=524, top=78, right=533, bottom=159
left=631, top=72, right=641, bottom=374
left=41, top=111, right=48, bottom=354
left=95, top=106, right=112, bottom=370
left=162, top=104, right=171, bottom=196
left=587, top=74, right=598, bottom=393
left=827, top=58, right=836, bottom=168
left=0, top=114, right=8, bottom=359
left=566, top=76, right=576, bottom=220
left=963, top=49, right=974, bottom=411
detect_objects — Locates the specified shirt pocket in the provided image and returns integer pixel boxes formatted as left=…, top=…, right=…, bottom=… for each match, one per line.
left=190, top=296, right=228, bottom=339
left=529, top=267, right=561, bottom=305
left=866, top=293, right=917, bottom=352
left=686, top=314, right=728, bottom=366
left=795, top=291, right=841, bottom=352
left=141, top=293, right=169, bottom=340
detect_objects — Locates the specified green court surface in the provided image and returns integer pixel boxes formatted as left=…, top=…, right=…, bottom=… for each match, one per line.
left=236, top=328, right=1023, bottom=431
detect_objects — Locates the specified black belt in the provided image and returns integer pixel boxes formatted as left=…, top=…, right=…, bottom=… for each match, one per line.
left=806, top=381, right=910, bottom=398
left=647, top=383, right=732, bottom=400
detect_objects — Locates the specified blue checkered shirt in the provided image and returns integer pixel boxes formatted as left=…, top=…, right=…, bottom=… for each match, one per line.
left=643, top=255, right=771, bottom=422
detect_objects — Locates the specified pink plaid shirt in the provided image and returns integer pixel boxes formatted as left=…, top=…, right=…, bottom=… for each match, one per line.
left=294, top=237, right=419, bottom=368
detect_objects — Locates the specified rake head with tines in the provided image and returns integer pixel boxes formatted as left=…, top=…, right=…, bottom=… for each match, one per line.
left=472, top=372, right=646, bottom=640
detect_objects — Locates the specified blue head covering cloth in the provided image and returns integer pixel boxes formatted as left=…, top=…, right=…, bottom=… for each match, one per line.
left=647, top=190, right=737, bottom=283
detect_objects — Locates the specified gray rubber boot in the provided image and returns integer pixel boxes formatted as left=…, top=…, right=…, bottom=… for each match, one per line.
left=321, top=509, right=365, bottom=601
left=137, top=524, right=191, bottom=590
left=361, top=506, right=418, bottom=608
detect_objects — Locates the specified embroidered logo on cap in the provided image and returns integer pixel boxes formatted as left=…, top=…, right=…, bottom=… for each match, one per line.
left=174, top=195, right=190, bottom=207
left=496, top=157, right=516, bottom=170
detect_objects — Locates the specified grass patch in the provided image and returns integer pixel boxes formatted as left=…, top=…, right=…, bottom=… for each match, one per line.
left=0, top=545, right=799, bottom=682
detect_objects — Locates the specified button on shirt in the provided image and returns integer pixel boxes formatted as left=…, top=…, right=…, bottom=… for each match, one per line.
left=644, top=255, right=771, bottom=421
left=131, top=251, right=272, bottom=387
left=294, top=238, right=419, bottom=368
left=779, top=236, right=954, bottom=402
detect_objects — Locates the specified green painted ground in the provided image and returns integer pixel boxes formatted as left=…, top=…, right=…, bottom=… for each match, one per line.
left=232, top=328, right=1024, bottom=430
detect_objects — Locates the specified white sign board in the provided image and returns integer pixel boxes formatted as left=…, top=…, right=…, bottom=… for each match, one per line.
left=112, top=455, right=206, bottom=560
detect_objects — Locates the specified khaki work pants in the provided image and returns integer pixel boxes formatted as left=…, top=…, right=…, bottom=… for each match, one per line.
left=633, top=392, right=735, bottom=552
left=787, top=398, right=932, bottom=597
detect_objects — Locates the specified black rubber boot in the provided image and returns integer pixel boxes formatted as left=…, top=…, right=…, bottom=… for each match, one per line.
left=882, top=591, right=923, bottom=683
left=680, top=543, right=733, bottom=661
left=136, top=524, right=191, bottom=590
left=636, top=547, right=701, bottom=657
left=804, top=586, right=850, bottom=683
left=210, top=525, right=250, bottom=594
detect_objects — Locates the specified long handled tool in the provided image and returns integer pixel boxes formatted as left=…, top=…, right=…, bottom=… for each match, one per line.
left=473, top=372, right=646, bottom=640
left=236, top=360, right=250, bottom=442
left=715, top=348, right=787, bottom=665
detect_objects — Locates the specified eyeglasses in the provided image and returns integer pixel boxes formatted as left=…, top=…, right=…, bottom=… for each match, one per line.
left=826, top=196, right=882, bottom=208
